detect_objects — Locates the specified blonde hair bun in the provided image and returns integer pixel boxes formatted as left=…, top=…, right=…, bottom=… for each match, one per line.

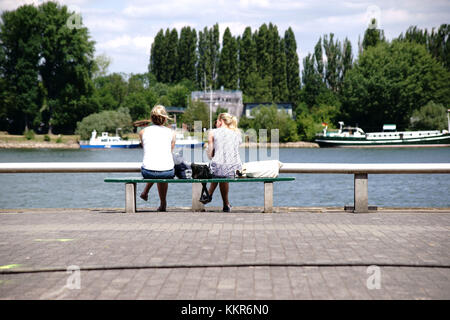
left=218, top=112, right=238, bottom=130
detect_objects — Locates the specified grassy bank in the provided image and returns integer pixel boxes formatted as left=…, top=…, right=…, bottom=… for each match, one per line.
left=0, top=132, right=79, bottom=149
left=0, top=132, right=142, bottom=149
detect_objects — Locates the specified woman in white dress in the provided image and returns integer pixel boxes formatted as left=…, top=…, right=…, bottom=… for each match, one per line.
left=203, top=113, right=242, bottom=212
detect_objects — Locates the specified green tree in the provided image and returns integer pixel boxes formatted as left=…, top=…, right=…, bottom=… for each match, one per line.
left=218, top=27, right=238, bottom=90
left=149, top=29, right=166, bottom=82
left=398, top=24, right=450, bottom=71
left=243, top=72, right=272, bottom=102
left=341, top=41, right=450, bottom=130
left=269, top=24, right=288, bottom=101
left=123, top=92, right=149, bottom=121
left=75, top=108, right=133, bottom=140
left=38, top=2, right=96, bottom=134
left=92, top=54, right=112, bottom=79
left=92, top=73, right=128, bottom=111
left=295, top=103, right=339, bottom=141
left=300, top=53, right=327, bottom=108
left=167, top=84, right=190, bottom=107
left=410, top=101, right=448, bottom=130
left=181, top=100, right=209, bottom=129
left=127, top=73, right=147, bottom=94
left=238, top=27, right=257, bottom=94
left=362, top=18, right=385, bottom=50
left=284, top=27, right=301, bottom=104
left=323, top=33, right=342, bottom=93
left=340, top=38, right=353, bottom=89
left=0, top=5, right=42, bottom=133
left=314, top=37, right=324, bottom=79
left=248, top=105, right=298, bottom=142
left=256, top=24, right=271, bottom=81
left=197, top=24, right=220, bottom=89
left=178, top=26, right=197, bottom=83
left=166, top=28, right=179, bottom=83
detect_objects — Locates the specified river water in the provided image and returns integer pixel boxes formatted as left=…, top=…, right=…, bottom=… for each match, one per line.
left=0, top=147, right=449, bottom=209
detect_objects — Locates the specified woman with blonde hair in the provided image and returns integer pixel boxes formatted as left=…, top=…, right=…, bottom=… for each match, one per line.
left=202, top=112, right=242, bottom=212
left=139, top=105, right=176, bottom=211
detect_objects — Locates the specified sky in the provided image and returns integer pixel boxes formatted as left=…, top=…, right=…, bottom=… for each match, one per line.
left=1, top=0, right=449, bottom=75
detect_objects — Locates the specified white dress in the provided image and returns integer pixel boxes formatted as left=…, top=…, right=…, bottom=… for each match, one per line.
left=210, top=127, right=242, bottom=178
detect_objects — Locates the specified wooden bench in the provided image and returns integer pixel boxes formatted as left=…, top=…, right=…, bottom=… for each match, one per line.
left=104, top=177, right=295, bottom=213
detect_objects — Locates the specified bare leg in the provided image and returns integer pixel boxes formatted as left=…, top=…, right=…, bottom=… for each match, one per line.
left=219, top=182, right=229, bottom=206
left=140, top=182, right=154, bottom=201
left=208, top=182, right=218, bottom=197
left=156, top=182, right=168, bottom=211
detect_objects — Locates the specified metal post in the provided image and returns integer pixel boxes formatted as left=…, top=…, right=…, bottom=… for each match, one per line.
left=264, top=182, right=274, bottom=213
left=125, top=183, right=136, bottom=213
left=192, top=183, right=205, bottom=212
left=209, top=86, right=213, bottom=130
left=353, top=173, right=368, bottom=213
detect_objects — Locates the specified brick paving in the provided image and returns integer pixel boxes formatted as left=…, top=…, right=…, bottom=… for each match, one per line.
left=0, top=207, right=449, bottom=300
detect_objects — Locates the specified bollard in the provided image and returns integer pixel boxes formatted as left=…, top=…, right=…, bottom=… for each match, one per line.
left=353, top=173, right=368, bottom=213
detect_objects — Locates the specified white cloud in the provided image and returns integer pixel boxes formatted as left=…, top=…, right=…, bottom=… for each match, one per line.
left=0, top=0, right=42, bottom=11
left=239, top=0, right=270, bottom=9
left=122, top=0, right=216, bottom=18
left=84, top=15, right=128, bottom=33
left=3, top=0, right=449, bottom=74
left=168, top=21, right=198, bottom=31
left=97, top=35, right=153, bottom=50
left=0, top=0, right=91, bottom=11
left=218, top=21, right=251, bottom=37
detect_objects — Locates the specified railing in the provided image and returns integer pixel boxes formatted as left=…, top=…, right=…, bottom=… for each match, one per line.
left=1, top=162, right=450, bottom=213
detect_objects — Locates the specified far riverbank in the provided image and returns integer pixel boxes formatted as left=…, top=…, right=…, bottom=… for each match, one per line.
left=0, top=141, right=319, bottom=149
left=0, top=133, right=319, bottom=149
left=0, top=133, right=79, bottom=149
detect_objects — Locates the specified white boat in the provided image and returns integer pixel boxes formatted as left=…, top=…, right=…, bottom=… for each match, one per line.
left=175, top=132, right=204, bottom=148
left=79, top=130, right=141, bottom=149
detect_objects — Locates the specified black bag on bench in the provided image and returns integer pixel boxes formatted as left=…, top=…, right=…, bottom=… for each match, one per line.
left=191, top=163, right=213, bottom=204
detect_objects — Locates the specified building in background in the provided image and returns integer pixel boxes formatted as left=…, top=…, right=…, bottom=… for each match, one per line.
left=191, top=88, right=243, bottom=118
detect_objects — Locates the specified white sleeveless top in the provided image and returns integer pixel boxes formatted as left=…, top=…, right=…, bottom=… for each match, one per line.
left=141, top=125, right=174, bottom=171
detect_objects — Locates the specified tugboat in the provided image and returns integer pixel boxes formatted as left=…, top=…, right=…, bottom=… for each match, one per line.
left=315, top=110, right=450, bottom=148
left=79, top=130, right=141, bottom=149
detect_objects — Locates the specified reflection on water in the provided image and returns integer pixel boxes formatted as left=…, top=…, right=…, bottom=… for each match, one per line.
left=0, top=147, right=449, bottom=209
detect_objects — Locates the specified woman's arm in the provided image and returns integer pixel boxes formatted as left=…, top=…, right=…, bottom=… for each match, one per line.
left=171, top=131, right=176, bottom=151
left=207, top=130, right=214, bottom=159
left=139, top=129, right=144, bottom=147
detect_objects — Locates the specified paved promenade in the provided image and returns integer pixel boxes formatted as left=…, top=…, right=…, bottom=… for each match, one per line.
left=0, top=206, right=449, bottom=300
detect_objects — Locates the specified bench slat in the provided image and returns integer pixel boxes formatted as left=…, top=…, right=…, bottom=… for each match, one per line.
left=105, top=177, right=295, bottom=183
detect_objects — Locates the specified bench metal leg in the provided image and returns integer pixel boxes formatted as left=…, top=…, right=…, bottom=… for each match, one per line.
left=264, top=182, right=273, bottom=213
left=192, top=183, right=205, bottom=212
left=125, top=183, right=136, bottom=213
left=354, top=173, right=368, bottom=213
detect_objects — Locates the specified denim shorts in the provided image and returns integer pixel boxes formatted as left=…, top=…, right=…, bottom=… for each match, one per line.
left=141, top=167, right=175, bottom=179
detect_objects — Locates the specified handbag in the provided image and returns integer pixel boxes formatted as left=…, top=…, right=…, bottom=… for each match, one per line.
left=191, top=163, right=213, bottom=204
left=191, top=163, right=212, bottom=179
left=174, top=162, right=189, bottom=179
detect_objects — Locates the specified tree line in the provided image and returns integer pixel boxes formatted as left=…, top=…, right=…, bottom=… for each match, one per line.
left=149, top=23, right=301, bottom=105
left=1, top=2, right=449, bottom=142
